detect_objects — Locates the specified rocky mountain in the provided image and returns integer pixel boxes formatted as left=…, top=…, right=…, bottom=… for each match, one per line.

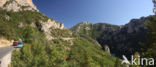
left=0, top=0, right=117, bottom=67
left=70, top=22, right=120, bottom=39
left=70, top=17, right=148, bottom=59
left=0, top=0, right=38, bottom=12
left=40, top=19, right=67, bottom=40
left=98, top=17, right=148, bottom=58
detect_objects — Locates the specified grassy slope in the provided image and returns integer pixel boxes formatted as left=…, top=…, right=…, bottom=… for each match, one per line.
left=0, top=9, right=116, bottom=67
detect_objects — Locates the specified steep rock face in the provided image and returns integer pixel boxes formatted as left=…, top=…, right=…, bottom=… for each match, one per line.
left=98, top=17, right=148, bottom=58
left=125, top=17, right=147, bottom=33
left=41, top=19, right=65, bottom=31
left=0, top=0, right=38, bottom=12
left=40, top=19, right=65, bottom=40
left=71, top=17, right=148, bottom=59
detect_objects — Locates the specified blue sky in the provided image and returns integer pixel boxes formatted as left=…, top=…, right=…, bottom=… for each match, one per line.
left=33, top=0, right=154, bottom=28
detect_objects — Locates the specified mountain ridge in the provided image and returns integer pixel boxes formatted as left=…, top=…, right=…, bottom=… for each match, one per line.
left=0, top=0, right=118, bottom=67
left=70, top=17, right=148, bottom=59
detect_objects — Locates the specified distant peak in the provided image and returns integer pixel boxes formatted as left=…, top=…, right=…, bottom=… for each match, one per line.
left=0, top=0, right=38, bottom=12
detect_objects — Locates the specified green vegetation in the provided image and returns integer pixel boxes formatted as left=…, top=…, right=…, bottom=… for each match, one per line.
left=0, top=9, right=117, bottom=67
left=0, top=9, right=49, bottom=40
left=50, top=29, right=72, bottom=37
left=141, top=15, right=156, bottom=67
left=68, top=37, right=116, bottom=67
left=11, top=37, right=116, bottom=67
left=70, top=23, right=120, bottom=39
left=114, top=58, right=121, bottom=67
left=70, top=23, right=93, bottom=37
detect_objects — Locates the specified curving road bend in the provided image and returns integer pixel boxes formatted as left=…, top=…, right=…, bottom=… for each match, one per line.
left=0, top=46, right=14, bottom=60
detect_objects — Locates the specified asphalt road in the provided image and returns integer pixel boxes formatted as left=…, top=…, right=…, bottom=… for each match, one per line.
left=0, top=46, right=14, bottom=59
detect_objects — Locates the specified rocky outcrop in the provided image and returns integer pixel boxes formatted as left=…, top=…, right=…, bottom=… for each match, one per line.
left=41, top=19, right=65, bottom=31
left=104, top=45, right=110, bottom=55
left=71, top=22, right=92, bottom=33
left=71, top=17, right=148, bottom=59
left=125, top=17, right=147, bottom=33
left=97, top=17, right=148, bottom=58
left=40, top=19, right=65, bottom=40
left=0, top=0, right=6, bottom=7
left=70, top=22, right=120, bottom=39
left=0, top=0, right=38, bottom=12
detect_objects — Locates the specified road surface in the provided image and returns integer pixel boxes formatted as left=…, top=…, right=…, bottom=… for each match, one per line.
left=0, top=46, right=14, bottom=60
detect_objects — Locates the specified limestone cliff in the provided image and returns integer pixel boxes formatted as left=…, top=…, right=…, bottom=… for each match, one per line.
left=40, top=19, right=65, bottom=40
left=0, top=0, right=38, bottom=12
left=71, top=17, right=148, bottom=59
left=0, top=0, right=67, bottom=41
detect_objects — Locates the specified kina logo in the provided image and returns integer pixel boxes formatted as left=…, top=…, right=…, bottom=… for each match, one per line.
left=121, top=55, right=154, bottom=66
left=121, top=55, right=130, bottom=65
